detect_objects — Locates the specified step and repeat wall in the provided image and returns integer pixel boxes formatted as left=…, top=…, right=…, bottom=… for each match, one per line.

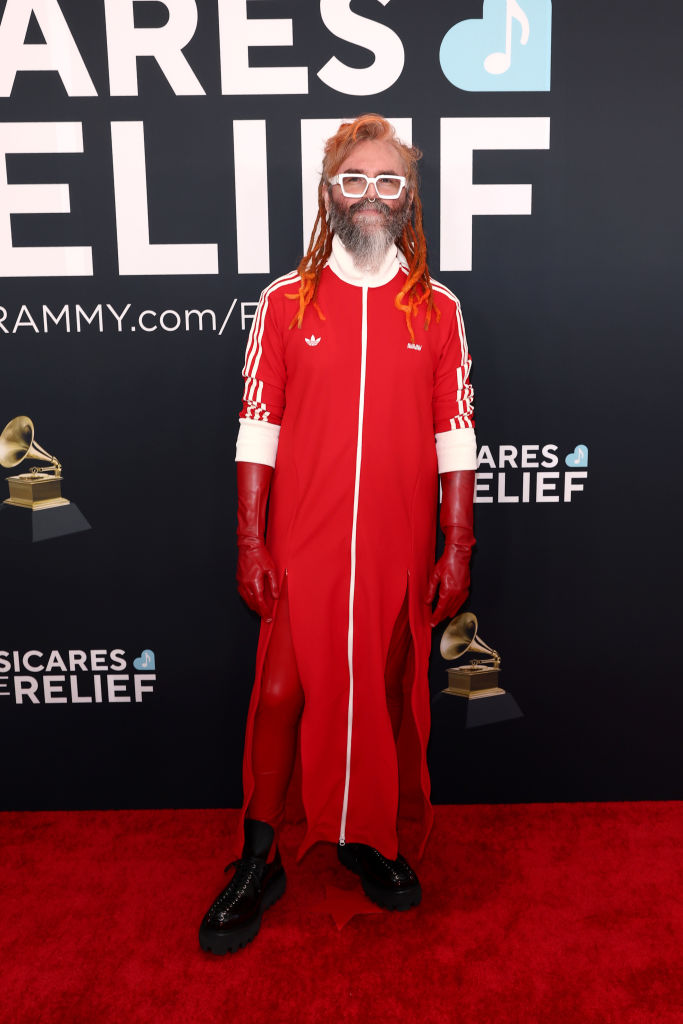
left=0, top=0, right=680, bottom=810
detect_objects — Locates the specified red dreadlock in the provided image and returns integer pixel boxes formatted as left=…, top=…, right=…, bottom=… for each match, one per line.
left=287, top=114, right=439, bottom=343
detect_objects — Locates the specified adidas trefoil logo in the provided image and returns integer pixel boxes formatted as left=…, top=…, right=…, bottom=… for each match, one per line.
left=407, top=342, right=422, bottom=351
left=305, top=334, right=322, bottom=347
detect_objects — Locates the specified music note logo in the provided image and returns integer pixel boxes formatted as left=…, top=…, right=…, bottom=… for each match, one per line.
left=133, top=649, right=156, bottom=671
left=484, top=0, right=530, bottom=75
left=565, top=445, right=588, bottom=468
left=439, top=0, right=551, bottom=93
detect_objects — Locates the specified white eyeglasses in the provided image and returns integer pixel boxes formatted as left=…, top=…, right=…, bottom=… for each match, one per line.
left=328, top=173, right=407, bottom=199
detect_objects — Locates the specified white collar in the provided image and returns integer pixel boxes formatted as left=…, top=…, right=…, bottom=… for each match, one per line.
left=327, top=233, right=400, bottom=288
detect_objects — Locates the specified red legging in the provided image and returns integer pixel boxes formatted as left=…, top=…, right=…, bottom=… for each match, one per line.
left=247, top=579, right=411, bottom=829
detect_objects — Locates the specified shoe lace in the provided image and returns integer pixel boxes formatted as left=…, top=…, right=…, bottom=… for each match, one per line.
left=208, top=855, right=266, bottom=918
left=353, top=844, right=415, bottom=884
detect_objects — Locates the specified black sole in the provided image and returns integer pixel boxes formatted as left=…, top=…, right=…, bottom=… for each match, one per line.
left=337, top=845, right=422, bottom=911
left=199, top=870, right=286, bottom=955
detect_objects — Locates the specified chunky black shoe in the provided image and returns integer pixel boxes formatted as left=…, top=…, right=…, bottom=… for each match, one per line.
left=199, top=819, right=286, bottom=954
left=337, top=842, right=422, bottom=911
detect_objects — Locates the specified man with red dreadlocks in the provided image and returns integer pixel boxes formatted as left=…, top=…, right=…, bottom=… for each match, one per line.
left=199, top=114, right=476, bottom=954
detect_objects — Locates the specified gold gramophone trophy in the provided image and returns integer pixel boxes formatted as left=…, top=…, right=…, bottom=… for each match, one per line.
left=441, top=612, right=503, bottom=697
left=0, top=416, right=89, bottom=541
left=440, top=613, right=522, bottom=726
left=0, top=415, right=69, bottom=508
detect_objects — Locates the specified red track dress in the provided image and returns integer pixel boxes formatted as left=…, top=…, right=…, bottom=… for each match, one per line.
left=235, top=238, right=475, bottom=862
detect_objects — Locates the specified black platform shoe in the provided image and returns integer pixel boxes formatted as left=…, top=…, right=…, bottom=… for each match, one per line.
left=199, top=819, right=286, bottom=954
left=337, top=842, right=422, bottom=911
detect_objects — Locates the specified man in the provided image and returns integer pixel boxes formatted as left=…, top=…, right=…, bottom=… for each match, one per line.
left=199, top=114, right=476, bottom=954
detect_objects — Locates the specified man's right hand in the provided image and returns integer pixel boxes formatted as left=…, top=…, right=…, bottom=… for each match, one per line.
left=236, top=539, right=279, bottom=621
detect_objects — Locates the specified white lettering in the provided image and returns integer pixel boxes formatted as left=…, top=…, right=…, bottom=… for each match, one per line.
left=139, top=309, right=157, bottom=331
left=536, top=471, right=560, bottom=502
left=564, top=471, right=587, bottom=501
left=42, top=304, right=69, bottom=331
left=476, top=445, right=496, bottom=469
left=185, top=308, right=216, bottom=332
left=43, top=674, right=67, bottom=703
left=218, top=0, right=307, bottom=95
left=14, top=675, right=39, bottom=703
left=107, top=674, right=131, bottom=702
left=134, top=674, right=155, bottom=702
left=160, top=308, right=181, bottom=331
left=217, top=299, right=237, bottom=334
left=68, top=649, right=88, bottom=672
left=240, top=301, right=258, bottom=331
left=45, top=650, right=67, bottom=672
left=0, top=0, right=96, bottom=96
left=541, top=444, right=558, bottom=468
left=111, top=121, right=218, bottom=275
left=521, top=444, right=539, bottom=468
left=110, top=649, right=126, bottom=671
left=0, top=122, right=92, bottom=276
left=499, top=444, right=517, bottom=469
left=106, top=302, right=131, bottom=331
left=13, top=304, right=39, bottom=332
left=474, top=472, right=493, bottom=503
left=233, top=120, right=269, bottom=274
left=70, top=674, right=92, bottom=703
left=23, top=650, right=44, bottom=672
left=318, top=0, right=404, bottom=96
left=104, top=0, right=204, bottom=96
left=76, top=304, right=103, bottom=332
left=91, top=650, right=108, bottom=671
left=498, top=473, right=519, bottom=503
left=440, top=117, right=550, bottom=271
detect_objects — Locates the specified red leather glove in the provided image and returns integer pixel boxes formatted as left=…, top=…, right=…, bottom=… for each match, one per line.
left=236, top=461, right=279, bottom=622
left=426, top=469, right=475, bottom=628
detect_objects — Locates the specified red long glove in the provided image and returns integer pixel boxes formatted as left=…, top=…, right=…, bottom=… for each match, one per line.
left=426, top=470, right=475, bottom=628
left=236, top=461, right=279, bottom=622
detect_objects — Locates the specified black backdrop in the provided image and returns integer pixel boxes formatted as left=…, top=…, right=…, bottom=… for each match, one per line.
left=0, top=0, right=681, bottom=811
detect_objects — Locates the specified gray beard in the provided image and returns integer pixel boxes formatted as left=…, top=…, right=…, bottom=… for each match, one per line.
left=327, top=194, right=412, bottom=274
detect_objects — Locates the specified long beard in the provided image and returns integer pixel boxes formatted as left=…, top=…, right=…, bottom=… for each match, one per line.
left=327, top=193, right=412, bottom=273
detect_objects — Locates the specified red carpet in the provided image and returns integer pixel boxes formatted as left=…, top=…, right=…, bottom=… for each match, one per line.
left=2, top=803, right=682, bottom=1024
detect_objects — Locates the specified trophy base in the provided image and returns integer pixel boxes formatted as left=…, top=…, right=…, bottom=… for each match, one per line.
left=5, top=471, right=67, bottom=509
left=444, top=685, right=507, bottom=698
left=432, top=687, right=523, bottom=729
left=0, top=501, right=91, bottom=543
left=4, top=496, right=70, bottom=509
left=444, top=665, right=504, bottom=698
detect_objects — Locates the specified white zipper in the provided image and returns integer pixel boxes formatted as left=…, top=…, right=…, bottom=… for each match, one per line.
left=339, top=284, right=368, bottom=846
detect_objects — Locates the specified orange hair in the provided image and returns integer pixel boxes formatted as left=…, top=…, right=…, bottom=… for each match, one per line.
left=287, top=114, right=439, bottom=342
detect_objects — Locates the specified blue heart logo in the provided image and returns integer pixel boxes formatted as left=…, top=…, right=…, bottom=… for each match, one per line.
left=133, top=649, right=155, bottom=671
left=565, top=445, right=588, bottom=468
left=440, top=0, right=552, bottom=92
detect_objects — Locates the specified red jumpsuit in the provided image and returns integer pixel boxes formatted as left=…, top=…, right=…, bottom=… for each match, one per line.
left=235, top=238, right=475, bottom=861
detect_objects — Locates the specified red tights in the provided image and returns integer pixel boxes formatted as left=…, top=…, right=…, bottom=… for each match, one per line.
left=247, top=580, right=412, bottom=830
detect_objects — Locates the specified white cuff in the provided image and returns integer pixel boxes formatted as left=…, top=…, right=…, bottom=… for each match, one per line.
left=435, top=427, right=477, bottom=473
left=235, top=420, right=280, bottom=468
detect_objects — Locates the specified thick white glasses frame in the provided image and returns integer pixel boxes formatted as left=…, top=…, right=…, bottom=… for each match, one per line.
left=328, top=173, right=407, bottom=199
